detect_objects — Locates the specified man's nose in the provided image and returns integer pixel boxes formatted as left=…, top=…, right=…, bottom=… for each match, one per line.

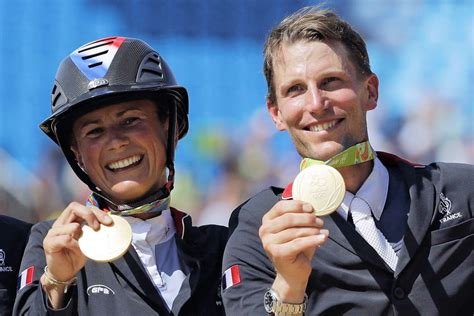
left=305, top=84, right=327, bottom=114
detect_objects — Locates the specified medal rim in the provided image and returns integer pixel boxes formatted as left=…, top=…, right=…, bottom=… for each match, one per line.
left=78, top=214, right=132, bottom=262
left=293, top=164, right=345, bottom=216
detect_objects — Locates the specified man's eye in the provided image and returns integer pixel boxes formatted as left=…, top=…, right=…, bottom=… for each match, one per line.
left=321, top=77, right=341, bottom=89
left=287, top=85, right=304, bottom=95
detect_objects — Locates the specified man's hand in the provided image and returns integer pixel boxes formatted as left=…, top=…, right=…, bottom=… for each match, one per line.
left=259, top=200, right=328, bottom=303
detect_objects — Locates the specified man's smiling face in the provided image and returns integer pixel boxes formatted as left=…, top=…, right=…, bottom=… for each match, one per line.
left=267, top=40, right=378, bottom=161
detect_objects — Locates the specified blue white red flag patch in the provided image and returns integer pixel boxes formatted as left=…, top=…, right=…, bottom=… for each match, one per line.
left=17, top=266, right=34, bottom=291
left=222, top=265, right=241, bottom=290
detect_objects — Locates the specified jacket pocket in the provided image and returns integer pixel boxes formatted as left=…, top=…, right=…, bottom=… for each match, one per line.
left=430, top=218, right=473, bottom=245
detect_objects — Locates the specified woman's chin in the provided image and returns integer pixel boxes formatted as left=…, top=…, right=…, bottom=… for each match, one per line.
left=107, top=182, right=148, bottom=203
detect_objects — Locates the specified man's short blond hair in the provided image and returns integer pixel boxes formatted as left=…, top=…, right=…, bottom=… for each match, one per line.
left=263, top=6, right=373, bottom=104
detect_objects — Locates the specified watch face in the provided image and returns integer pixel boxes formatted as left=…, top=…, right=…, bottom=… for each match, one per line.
left=263, top=290, right=274, bottom=313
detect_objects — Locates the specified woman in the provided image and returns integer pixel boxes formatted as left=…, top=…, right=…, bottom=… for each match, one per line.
left=14, top=37, right=227, bottom=316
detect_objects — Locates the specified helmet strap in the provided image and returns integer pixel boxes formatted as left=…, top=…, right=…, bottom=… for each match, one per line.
left=165, top=101, right=177, bottom=192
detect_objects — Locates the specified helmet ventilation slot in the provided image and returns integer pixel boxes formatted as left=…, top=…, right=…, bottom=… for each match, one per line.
left=137, top=53, right=164, bottom=82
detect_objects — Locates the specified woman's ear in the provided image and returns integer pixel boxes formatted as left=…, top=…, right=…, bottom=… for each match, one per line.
left=267, top=99, right=287, bottom=131
left=71, top=146, right=86, bottom=172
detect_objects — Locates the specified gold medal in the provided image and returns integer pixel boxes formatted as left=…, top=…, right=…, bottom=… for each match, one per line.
left=293, top=164, right=345, bottom=216
left=78, top=214, right=132, bottom=262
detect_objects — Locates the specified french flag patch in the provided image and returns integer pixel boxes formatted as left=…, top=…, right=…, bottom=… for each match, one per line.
left=17, top=266, right=35, bottom=291
left=222, top=265, right=241, bottom=291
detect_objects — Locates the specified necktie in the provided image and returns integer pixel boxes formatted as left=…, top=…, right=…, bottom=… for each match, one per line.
left=350, top=196, right=398, bottom=271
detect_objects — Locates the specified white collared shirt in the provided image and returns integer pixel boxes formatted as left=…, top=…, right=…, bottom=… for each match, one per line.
left=124, top=209, right=188, bottom=312
left=336, top=157, right=389, bottom=221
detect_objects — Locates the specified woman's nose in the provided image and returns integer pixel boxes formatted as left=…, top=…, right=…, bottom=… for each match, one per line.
left=106, top=127, right=129, bottom=150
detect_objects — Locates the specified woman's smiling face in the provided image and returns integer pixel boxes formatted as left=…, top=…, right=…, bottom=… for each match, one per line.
left=71, top=99, right=168, bottom=203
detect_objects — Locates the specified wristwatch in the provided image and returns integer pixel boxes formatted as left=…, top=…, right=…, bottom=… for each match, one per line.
left=263, top=288, right=307, bottom=315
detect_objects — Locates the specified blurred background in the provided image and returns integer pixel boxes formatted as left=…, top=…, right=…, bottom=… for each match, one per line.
left=0, top=0, right=472, bottom=225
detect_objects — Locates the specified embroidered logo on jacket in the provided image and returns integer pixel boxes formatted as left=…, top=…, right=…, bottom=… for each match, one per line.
left=438, top=193, right=462, bottom=223
left=0, top=249, right=13, bottom=272
left=87, top=284, right=116, bottom=296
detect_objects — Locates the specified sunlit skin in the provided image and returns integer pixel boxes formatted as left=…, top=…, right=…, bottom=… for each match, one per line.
left=267, top=40, right=379, bottom=192
left=71, top=99, right=168, bottom=204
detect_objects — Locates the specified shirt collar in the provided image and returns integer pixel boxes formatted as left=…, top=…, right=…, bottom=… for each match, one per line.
left=124, top=209, right=176, bottom=244
left=336, top=157, right=389, bottom=221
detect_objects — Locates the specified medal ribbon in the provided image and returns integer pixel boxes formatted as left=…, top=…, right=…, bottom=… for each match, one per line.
left=300, top=141, right=375, bottom=171
left=86, top=194, right=170, bottom=216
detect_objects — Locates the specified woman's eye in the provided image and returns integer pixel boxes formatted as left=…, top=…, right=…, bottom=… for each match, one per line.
left=86, top=128, right=103, bottom=137
left=123, top=117, right=140, bottom=126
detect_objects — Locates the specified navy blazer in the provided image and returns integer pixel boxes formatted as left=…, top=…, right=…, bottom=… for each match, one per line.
left=0, top=215, right=32, bottom=316
left=222, top=153, right=473, bottom=315
left=14, top=209, right=227, bottom=316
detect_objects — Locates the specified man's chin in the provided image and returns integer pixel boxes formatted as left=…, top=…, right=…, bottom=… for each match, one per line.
left=299, top=144, right=344, bottom=161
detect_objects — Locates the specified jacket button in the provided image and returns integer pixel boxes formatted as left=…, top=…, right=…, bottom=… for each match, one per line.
left=393, top=287, right=405, bottom=299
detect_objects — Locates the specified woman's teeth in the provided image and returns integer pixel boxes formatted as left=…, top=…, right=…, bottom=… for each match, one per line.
left=107, top=155, right=142, bottom=170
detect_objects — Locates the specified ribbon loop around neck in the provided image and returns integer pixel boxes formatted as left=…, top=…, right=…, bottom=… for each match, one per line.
left=300, top=141, right=375, bottom=170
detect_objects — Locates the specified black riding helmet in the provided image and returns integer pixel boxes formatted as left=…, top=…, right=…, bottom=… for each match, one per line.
left=40, top=36, right=189, bottom=209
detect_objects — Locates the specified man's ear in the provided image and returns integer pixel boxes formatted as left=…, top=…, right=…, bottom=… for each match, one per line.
left=365, top=74, right=379, bottom=111
left=266, top=98, right=287, bottom=131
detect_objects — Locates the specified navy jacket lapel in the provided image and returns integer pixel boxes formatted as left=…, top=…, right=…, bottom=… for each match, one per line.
left=393, top=162, right=436, bottom=276
left=110, top=248, right=170, bottom=315
left=325, top=212, right=392, bottom=270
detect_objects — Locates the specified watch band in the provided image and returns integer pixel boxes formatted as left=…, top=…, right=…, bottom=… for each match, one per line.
left=273, top=300, right=306, bottom=314
left=264, top=288, right=307, bottom=315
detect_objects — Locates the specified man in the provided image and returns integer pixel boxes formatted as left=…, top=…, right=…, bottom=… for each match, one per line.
left=222, top=7, right=473, bottom=316
left=14, top=37, right=227, bottom=315
left=0, top=215, right=31, bottom=315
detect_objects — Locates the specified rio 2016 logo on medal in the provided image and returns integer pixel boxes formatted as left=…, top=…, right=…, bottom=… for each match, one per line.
left=293, top=164, right=345, bottom=216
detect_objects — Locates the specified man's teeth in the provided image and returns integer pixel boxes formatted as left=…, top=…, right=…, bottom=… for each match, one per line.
left=310, top=121, right=336, bottom=132
left=108, top=155, right=142, bottom=170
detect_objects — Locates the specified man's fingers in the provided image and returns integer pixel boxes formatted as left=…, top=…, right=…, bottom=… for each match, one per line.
left=263, top=200, right=313, bottom=221
left=264, top=234, right=328, bottom=260
left=261, top=227, right=326, bottom=245
left=260, top=212, right=324, bottom=236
